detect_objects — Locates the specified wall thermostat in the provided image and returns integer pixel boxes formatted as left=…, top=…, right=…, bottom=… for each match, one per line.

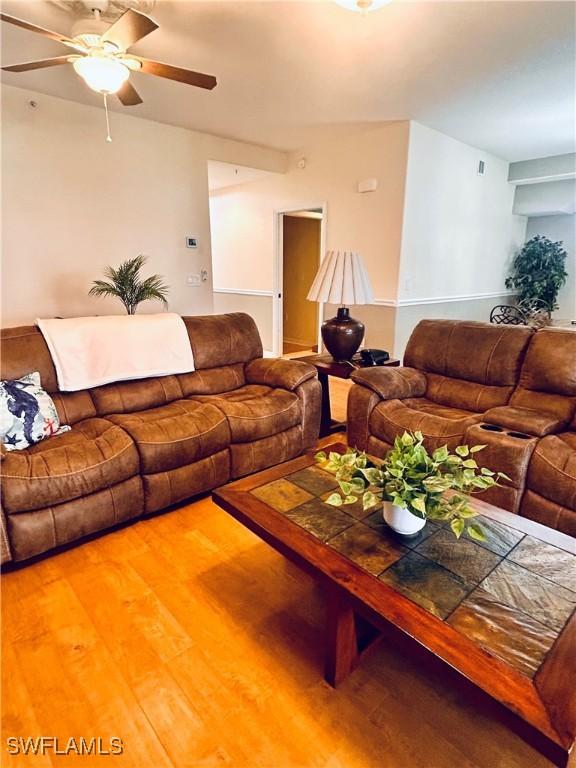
left=186, top=237, right=198, bottom=248
left=358, top=178, right=378, bottom=193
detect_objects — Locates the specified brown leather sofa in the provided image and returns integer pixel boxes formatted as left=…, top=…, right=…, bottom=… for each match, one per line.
left=347, top=319, right=576, bottom=536
left=0, top=313, right=321, bottom=565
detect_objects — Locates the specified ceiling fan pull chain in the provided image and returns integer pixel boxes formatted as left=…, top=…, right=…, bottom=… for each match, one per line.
left=103, top=93, right=112, bottom=143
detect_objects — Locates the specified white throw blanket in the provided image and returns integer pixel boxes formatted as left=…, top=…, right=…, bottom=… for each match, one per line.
left=37, top=314, right=195, bottom=391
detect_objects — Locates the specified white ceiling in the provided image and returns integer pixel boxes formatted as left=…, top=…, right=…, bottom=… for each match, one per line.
left=1, top=0, right=575, bottom=161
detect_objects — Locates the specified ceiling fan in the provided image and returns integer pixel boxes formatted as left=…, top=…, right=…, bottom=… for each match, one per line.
left=1, top=1, right=217, bottom=115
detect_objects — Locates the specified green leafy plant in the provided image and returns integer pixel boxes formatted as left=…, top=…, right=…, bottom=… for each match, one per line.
left=89, top=255, right=169, bottom=315
left=316, top=432, right=509, bottom=540
left=505, top=235, right=568, bottom=312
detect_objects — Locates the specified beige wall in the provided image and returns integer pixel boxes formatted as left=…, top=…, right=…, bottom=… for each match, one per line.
left=282, top=216, right=320, bottom=348
left=1, top=85, right=286, bottom=327
left=209, top=121, right=411, bottom=302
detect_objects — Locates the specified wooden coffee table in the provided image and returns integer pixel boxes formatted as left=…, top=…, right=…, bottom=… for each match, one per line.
left=212, top=445, right=576, bottom=766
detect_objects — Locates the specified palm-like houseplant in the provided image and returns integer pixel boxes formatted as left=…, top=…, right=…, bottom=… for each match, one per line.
left=316, top=431, right=509, bottom=539
left=89, top=255, right=169, bottom=315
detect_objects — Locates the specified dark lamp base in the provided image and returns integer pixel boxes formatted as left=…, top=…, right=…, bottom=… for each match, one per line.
left=321, top=307, right=365, bottom=361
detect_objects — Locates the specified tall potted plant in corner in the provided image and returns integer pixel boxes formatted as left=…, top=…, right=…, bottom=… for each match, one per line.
left=505, top=235, right=568, bottom=313
left=317, top=432, right=509, bottom=539
left=89, top=255, right=169, bottom=315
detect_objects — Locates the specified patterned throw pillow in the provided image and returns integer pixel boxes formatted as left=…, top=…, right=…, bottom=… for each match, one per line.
left=0, top=372, right=70, bottom=451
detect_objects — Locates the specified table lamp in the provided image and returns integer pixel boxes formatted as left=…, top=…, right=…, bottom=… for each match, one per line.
left=307, top=250, right=374, bottom=361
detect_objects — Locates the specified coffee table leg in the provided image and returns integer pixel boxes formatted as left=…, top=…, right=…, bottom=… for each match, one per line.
left=324, top=585, right=359, bottom=687
left=318, top=372, right=333, bottom=438
left=318, top=371, right=346, bottom=438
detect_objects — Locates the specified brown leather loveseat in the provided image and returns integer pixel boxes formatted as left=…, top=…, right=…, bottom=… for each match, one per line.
left=347, top=319, right=576, bottom=536
left=0, top=313, right=321, bottom=565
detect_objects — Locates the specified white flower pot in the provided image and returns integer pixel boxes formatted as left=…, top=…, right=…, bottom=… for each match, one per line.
left=383, top=503, right=426, bottom=536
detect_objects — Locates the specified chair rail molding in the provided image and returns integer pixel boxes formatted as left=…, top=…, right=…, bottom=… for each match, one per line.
left=213, top=288, right=275, bottom=297
left=373, top=290, right=516, bottom=308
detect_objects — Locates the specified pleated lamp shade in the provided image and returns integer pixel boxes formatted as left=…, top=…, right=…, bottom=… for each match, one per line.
left=307, top=251, right=373, bottom=306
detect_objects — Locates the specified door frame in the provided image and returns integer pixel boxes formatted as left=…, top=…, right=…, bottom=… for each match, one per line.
left=273, top=203, right=327, bottom=357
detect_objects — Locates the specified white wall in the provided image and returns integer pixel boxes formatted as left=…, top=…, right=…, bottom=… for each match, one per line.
left=1, top=85, right=286, bottom=328
left=513, top=179, right=576, bottom=217
left=398, top=122, right=527, bottom=303
left=526, top=214, right=576, bottom=320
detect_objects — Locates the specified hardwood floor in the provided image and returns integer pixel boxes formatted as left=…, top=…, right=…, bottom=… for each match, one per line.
left=328, top=377, right=351, bottom=425
left=1, top=476, right=561, bottom=768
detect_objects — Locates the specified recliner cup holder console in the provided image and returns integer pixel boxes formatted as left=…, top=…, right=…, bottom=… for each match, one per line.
left=480, top=424, right=531, bottom=439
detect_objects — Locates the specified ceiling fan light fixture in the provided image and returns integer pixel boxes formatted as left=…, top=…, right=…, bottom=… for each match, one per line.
left=73, top=55, right=129, bottom=94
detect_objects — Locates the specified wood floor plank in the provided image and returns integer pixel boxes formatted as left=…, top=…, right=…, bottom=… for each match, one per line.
left=3, top=576, right=173, bottom=767
left=2, top=488, right=559, bottom=768
left=1, top=642, right=54, bottom=768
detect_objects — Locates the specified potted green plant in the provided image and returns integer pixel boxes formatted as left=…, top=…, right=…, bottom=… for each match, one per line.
left=89, top=255, right=169, bottom=315
left=505, top=235, right=568, bottom=313
left=316, top=431, right=509, bottom=539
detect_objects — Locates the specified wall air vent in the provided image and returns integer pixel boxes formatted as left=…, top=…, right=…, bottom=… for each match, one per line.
left=477, top=160, right=485, bottom=176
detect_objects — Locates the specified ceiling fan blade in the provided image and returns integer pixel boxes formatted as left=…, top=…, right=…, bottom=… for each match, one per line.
left=136, top=58, right=217, bottom=90
left=101, top=9, right=158, bottom=51
left=2, top=56, right=72, bottom=73
left=117, top=80, right=143, bottom=107
left=0, top=13, right=86, bottom=53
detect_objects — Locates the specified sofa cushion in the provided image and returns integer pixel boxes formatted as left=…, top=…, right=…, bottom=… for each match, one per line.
left=142, top=449, right=230, bottom=513
left=194, top=385, right=301, bottom=443
left=525, top=432, right=576, bottom=513
left=404, top=320, right=533, bottom=386
left=182, top=313, right=262, bottom=370
left=6, top=475, right=144, bottom=562
left=178, top=364, right=245, bottom=397
left=424, top=373, right=515, bottom=412
left=402, top=320, right=533, bottom=411
left=91, top=375, right=184, bottom=416
left=510, top=328, right=576, bottom=423
left=482, top=405, right=568, bottom=437
left=1, top=418, right=139, bottom=514
left=370, top=398, right=482, bottom=451
left=109, top=400, right=229, bottom=474
left=229, top=426, right=303, bottom=478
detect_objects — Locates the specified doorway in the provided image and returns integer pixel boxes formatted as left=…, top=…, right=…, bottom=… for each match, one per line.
left=275, top=207, right=325, bottom=356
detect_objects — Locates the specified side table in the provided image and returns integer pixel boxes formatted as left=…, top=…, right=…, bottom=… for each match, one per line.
left=293, top=353, right=400, bottom=437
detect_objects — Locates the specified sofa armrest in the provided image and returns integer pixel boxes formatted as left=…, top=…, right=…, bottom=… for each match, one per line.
left=245, top=358, right=317, bottom=392
left=0, top=503, right=11, bottom=565
left=482, top=406, right=568, bottom=437
left=350, top=366, right=427, bottom=400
